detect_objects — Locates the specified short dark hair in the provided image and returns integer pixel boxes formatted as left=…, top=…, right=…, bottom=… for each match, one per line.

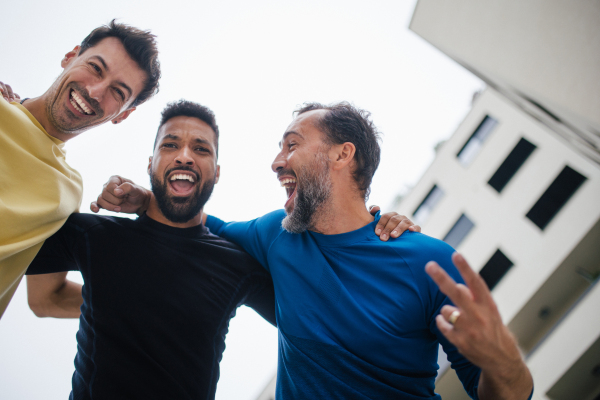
left=154, top=100, right=220, bottom=156
left=295, top=102, right=381, bottom=200
left=79, top=19, right=161, bottom=107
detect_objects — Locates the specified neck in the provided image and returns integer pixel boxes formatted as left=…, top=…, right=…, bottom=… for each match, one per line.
left=21, top=94, right=72, bottom=142
left=145, top=198, right=204, bottom=229
left=310, top=194, right=374, bottom=235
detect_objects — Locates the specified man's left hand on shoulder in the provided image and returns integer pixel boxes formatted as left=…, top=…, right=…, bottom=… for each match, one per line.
left=369, top=205, right=421, bottom=241
left=426, top=253, right=533, bottom=400
left=0, top=80, right=21, bottom=103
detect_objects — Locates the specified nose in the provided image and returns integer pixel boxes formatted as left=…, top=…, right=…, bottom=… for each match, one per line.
left=86, top=80, right=107, bottom=102
left=271, top=151, right=287, bottom=173
left=175, top=146, right=195, bottom=166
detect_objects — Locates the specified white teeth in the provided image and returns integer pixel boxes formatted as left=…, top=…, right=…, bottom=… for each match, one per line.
left=70, top=98, right=84, bottom=114
left=170, top=174, right=195, bottom=183
left=279, top=178, right=296, bottom=187
left=71, top=91, right=92, bottom=115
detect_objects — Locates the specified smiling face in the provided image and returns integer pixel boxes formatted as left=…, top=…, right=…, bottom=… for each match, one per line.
left=44, top=37, right=147, bottom=141
left=272, top=110, right=334, bottom=233
left=148, top=116, right=220, bottom=224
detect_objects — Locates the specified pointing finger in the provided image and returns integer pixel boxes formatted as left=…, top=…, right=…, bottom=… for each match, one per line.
left=425, top=261, right=474, bottom=310
left=452, top=253, right=491, bottom=302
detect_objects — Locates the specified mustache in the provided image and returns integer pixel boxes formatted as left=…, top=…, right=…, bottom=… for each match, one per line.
left=277, top=169, right=297, bottom=180
left=164, top=166, right=200, bottom=182
left=69, top=82, right=102, bottom=115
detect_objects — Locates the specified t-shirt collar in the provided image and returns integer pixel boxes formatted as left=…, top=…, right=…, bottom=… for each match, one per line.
left=307, top=211, right=381, bottom=247
left=137, top=212, right=209, bottom=238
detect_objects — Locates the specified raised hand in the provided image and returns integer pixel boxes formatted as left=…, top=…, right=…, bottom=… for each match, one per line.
left=90, top=175, right=152, bottom=215
left=369, top=205, right=421, bottom=241
left=426, top=253, right=532, bottom=400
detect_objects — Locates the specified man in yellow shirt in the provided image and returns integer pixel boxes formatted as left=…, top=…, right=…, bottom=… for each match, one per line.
left=0, top=20, right=161, bottom=318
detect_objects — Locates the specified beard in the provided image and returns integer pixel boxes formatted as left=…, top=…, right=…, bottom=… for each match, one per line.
left=281, top=152, right=332, bottom=234
left=45, top=81, right=104, bottom=134
left=150, top=167, right=216, bottom=224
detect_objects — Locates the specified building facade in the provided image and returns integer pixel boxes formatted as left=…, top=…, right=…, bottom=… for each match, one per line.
left=398, top=87, right=600, bottom=400
left=406, top=2, right=600, bottom=399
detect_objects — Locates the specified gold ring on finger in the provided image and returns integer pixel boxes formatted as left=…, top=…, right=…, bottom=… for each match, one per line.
left=448, top=310, right=461, bottom=325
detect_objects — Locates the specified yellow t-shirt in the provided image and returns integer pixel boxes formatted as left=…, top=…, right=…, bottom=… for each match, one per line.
left=0, top=100, right=83, bottom=318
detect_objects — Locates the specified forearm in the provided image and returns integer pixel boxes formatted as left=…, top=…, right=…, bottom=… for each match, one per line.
left=27, top=274, right=83, bottom=318
left=477, top=359, right=533, bottom=400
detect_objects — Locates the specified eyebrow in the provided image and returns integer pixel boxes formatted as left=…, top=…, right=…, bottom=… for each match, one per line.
left=90, top=55, right=133, bottom=100
left=162, top=134, right=215, bottom=148
left=279, top=131, right=304, bottom=148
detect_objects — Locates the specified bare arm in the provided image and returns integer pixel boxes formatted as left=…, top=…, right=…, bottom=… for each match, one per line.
left=27, top=273, right=83, bottom=318
left=426, top=253, right=533, bottom=400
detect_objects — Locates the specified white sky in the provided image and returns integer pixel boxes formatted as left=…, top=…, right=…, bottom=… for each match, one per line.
left=0, top=1, right=482, bottom=399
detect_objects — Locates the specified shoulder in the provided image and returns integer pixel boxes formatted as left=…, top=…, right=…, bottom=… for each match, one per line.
left=255, top=209, right=287, bottom=228
left=64, top=213, right=137, bottom=233
left=201, top=232, right=268, bottom=273
left=386, top=231, right=456, bottom=276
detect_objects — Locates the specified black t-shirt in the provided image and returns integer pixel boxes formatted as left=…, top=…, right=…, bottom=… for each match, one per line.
left=27, top=213, right=276, bottom=400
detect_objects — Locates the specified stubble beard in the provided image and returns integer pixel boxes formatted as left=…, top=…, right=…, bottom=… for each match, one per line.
left=281, top=153, right=333, bottom=234
left=45, top=81, right=104, bottom=135
left=150, top=168, right=216, bottom=224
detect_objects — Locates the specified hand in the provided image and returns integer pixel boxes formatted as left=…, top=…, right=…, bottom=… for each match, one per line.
left=369, top=205, right=421, bottom=241
left=0, top=81, right=21, bottom=102
left=426, top=253, right=532, bottom=399
left=90, top=175, right=152, bottom=215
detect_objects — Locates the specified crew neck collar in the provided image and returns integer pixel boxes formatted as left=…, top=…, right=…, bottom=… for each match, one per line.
left=308, top=212, right=380, bottom=247
left=137, top=212, right=208, bottom=238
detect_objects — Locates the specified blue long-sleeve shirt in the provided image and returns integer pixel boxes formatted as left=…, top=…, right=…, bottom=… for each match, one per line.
left=207, top=210, right=481, bottom=399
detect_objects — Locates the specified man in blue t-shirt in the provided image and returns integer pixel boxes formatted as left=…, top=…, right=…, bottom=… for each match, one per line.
left=90, top=102, right=533, bottom=399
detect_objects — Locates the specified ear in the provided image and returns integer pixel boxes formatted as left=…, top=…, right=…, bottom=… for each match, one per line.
left=215, top=165, right=220, bottom=184
left=61, top=46, right=81, bottom=68
left=112, top=107, right=136, bottom=125
left=330, top=142, right=356, bottom=171
left=147, top=156, right=153, bottom=175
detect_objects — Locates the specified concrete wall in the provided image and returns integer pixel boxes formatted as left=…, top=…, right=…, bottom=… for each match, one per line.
left=410, top=0, right=600, bottom=162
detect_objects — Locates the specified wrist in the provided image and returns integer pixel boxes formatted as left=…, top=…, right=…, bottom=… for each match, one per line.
left=137, top=190, right=153, bottom=216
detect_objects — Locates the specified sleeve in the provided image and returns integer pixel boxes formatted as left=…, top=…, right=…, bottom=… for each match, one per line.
left=205, top=210, right=287, bottom=272
left=244, top=270, right=277, bottom=327
left=413, top=236, right=482, bottom=399
left=26, top=217, right=81, bottom=275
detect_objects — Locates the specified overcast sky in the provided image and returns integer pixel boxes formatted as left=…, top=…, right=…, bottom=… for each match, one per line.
left=0, top=1, right=482, bottom=399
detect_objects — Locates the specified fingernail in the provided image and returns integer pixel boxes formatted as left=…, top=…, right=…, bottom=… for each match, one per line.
left=115, top=188, right=123, bottom=194
left=114, top=207, right=121, bottom=212
left=375, top=228, right=381, bottom=235
left=381, top=234, right=388, bottom=240
left=392, top=230, right=398, bottom=236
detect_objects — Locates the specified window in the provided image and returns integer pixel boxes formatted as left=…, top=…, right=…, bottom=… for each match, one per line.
left=488, top=138, right=536, bottom=193
left=457, top=115, right=499, bottom=166
left=479, top=249, right=514, bottom=290
left=412, top=185, right=444, bottom=225
left=526, top=166, right=587, bottom=230
left=443, top=214, right=474, bottom=249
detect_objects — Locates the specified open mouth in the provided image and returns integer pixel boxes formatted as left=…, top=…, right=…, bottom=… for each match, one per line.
left=69, top=89, right=95, bottom=116
left=280, top=177, right=297, bottom=209
left=168, top=172, right=198, bottom=196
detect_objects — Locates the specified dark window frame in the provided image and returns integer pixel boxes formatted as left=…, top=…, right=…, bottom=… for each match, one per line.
left=443, top=213, right=474, bottom=249
left=526, top=166, right=587, bottom=230
left=488, top=137, right=536, bottom=193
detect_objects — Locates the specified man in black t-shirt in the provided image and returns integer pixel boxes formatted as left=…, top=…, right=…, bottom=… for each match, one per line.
left=26, top=100, right=276, bottom=400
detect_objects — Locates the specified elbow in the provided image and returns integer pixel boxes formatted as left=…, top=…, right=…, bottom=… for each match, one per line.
left=28, top=297, right=50, bottom=318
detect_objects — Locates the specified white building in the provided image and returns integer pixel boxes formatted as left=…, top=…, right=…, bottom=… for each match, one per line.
left=403, top=1, right=600, bottom=399
left=399, top=86, right=600, bottom=400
